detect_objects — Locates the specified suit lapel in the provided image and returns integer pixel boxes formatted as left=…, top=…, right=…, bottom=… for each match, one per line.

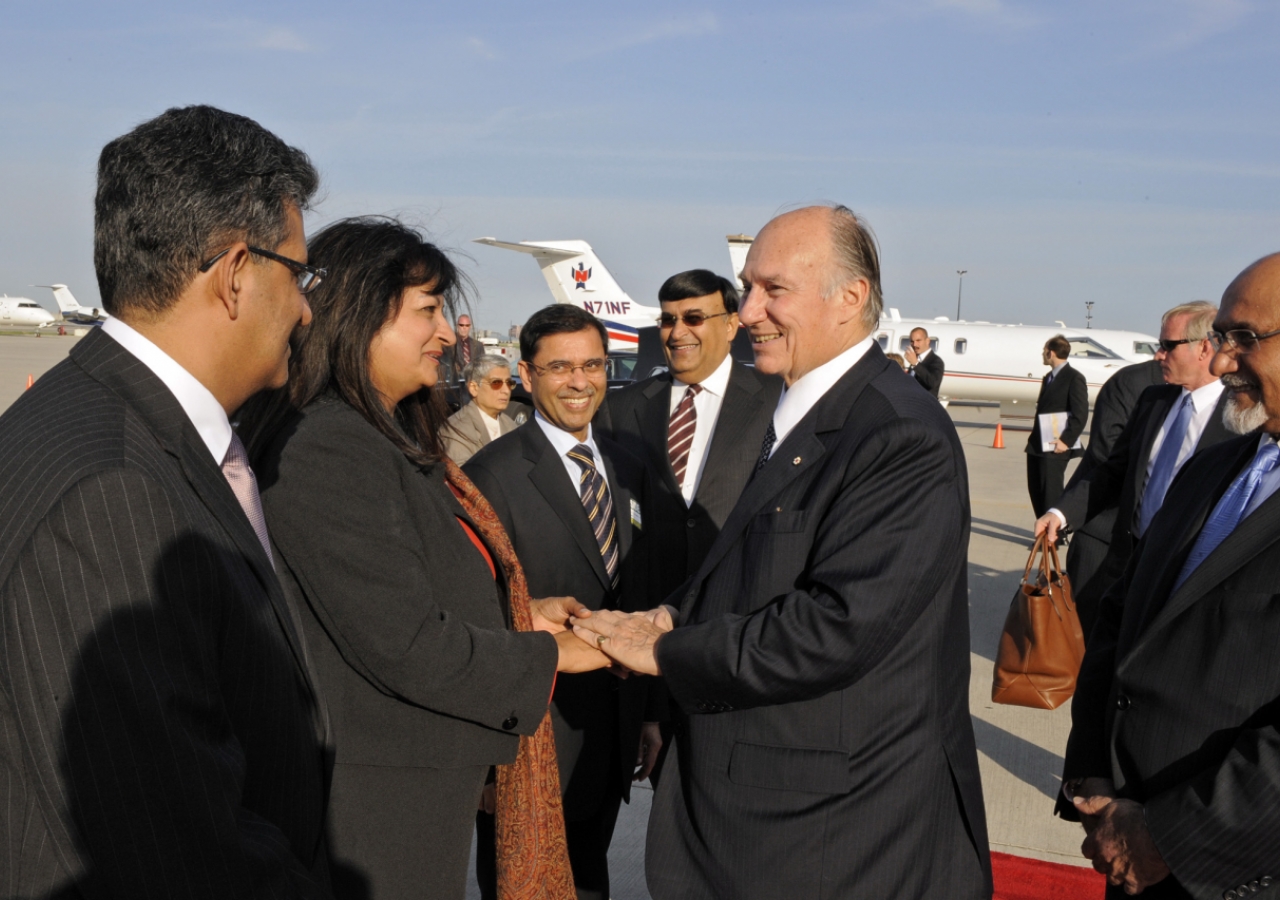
left=522, top=425, right=612, bottom=590
left=637, top=376, right=681, bottom=497
left=600, top=447, right=632, bottom=561
left=697, top=365, right=767, bottom=507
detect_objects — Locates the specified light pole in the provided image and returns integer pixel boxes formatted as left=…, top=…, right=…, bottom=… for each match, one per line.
left=1085, top=301, right=1094, bottom=330
left=955, top=270, right=968, bottom=321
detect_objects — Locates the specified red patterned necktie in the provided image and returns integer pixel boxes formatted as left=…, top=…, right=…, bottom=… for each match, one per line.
left=221, top=432, right=275, bottom=567
left=463, top=340, right=472, bottom=366
left=668, top=383, right=703, bottom=489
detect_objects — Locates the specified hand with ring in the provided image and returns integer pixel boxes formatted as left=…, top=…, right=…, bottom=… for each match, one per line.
left=570, top=608, right=673, bottom=676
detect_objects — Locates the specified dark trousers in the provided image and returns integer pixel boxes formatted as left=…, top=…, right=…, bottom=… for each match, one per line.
left=1026, top=453, right=1070, bottom=517
left=475, top=789, right=624, bottom=900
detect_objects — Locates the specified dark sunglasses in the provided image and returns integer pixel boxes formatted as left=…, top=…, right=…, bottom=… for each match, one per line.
left=1209, top=327, right=1280, bottom=354
left=198, top=245, right=326, bottom=294
left=476, top=378, right=517, bottom=390
left=1157, top=338, right=1194, bottom=352
left=658, top=311, right=730, bottom=328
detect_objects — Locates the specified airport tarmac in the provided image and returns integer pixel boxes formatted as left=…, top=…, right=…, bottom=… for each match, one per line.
left=0, top=337, right=1090, bottom=895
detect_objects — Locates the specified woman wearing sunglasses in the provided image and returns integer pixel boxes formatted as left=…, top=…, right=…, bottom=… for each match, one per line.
left=240, top=217, right=608, bottom=900
left=444, top=355, right=526, bottom=464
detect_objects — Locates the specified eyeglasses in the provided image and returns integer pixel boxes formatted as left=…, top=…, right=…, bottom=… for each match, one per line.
left=658, top=311, right=730, bottom=328
left=1209, top=327, right=1280, bottom=354
left=1157, top=338, right=1193, bottom=352
left=198, top=246, right=326, bottom=295
left=525, top=359, right=607, bottom=378
left=476, top=378, right=517, bottom=390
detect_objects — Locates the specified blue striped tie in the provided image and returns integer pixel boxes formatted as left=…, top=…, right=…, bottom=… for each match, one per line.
left=568, top=444, right=619, bottom=587
left=1137, top=394, right=1193, bottom=536
left=1172, top=440, right=1280, bottom=594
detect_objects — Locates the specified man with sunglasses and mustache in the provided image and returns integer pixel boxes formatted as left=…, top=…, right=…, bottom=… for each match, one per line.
left=1059, top=253, right=1280, bottom=898
left=1033, top=301, right=1237, bottom=639
left=443, top=353, right=526, bottom=464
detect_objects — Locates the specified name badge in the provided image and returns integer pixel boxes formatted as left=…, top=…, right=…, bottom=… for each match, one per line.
left=630, top=498, right=643, bottom=530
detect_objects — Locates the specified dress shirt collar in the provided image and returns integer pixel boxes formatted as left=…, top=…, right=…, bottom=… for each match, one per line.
left=534, top=409, right=601, bottom=459
left=672, top=353, right=733, bottom=401
left=770, top=334, right=876, bottom=452
left=915, top=347, right=931, bottom=363
left=1049, top=360, right=1067, bottom=380
left=101, top=317, right=233, bottom=464
left=1183, top=378, right=1225, bottom=412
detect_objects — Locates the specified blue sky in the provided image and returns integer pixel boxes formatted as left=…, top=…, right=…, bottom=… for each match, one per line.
left=2, top=0, right=1278, bottom=334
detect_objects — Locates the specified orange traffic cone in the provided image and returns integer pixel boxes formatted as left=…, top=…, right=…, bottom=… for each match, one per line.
left=25, top=374, right=34, bottom=390
left=992, top=422, right=1005, bottom=449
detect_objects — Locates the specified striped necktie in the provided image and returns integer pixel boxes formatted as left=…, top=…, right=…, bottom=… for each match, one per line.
left=1137, top=393, right=1193, bottom=536
left=221, top=432, right=275, bottom=568
left=1172, top=439, right=1280, bottom=594
left=568, top=444, right=619, bottom=586
left=668, top=383, right=703, bottom=489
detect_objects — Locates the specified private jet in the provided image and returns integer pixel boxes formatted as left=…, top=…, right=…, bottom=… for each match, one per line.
left=0, top=295, right=58, bottom=328
left=36, top=284, right=108, bottom=324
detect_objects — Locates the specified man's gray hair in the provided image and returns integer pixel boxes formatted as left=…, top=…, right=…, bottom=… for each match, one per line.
left=824, top=205, right=884, bottom=330
left=463, top=354, right=510, bottom=385
left=1161, top=300, right=1217, bottom=342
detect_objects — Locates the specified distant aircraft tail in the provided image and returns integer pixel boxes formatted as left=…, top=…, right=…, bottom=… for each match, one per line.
left=726, top=234, right=753, bottom=282
left=38, top=284, right=81, bottom=314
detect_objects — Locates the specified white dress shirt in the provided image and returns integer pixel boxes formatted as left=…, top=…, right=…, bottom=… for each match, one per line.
left=1243, top=433, right=1280, bottom=520
left=668, top=354, right=733, bottom=506
left=910, top=347, right=931, bottom=378
left=101, top=317, right=232, bottom=465
left=479, top=407, right=503, bottom=442
left=1142, top=379, right=1226, bottom=487
left=534, top=411, right=612, bottom=496
left=768, top=335, right=876, bottom=458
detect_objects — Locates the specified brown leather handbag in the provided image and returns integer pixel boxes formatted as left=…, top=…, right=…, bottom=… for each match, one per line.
left=991, top=533, right=1086, bottom=709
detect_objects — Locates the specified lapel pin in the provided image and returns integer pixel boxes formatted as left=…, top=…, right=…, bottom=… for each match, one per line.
left=792, top=456, right=802, bottom=465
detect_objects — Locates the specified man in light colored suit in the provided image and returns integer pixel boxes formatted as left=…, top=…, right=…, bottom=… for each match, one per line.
left=572, top=205, right=990, bottom=899
left=443, top=354, right=526, bottom=464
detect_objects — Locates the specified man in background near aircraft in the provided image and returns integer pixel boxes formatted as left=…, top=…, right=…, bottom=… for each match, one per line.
left=1059, top=254, right=1280, bottom=899
left=1026, top=334, right=1089, bottom=516
left=1036, top=301, right=1233, bottom=638
left=572, top=204, right=990, bottom=899
left=442, top=313, right=485, bottom=387
left=905, top=325, right=945, bottom=397
left=0, top=105, right=330, bottom=897
left=1058, top=356, right=1162, bottom=614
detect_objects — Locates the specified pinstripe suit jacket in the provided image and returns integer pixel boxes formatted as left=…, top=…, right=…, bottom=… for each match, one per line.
left=648, top=345, right=991, bottom=900
left=1062, top=434, right=1280, bottom=899
left=0, top=330, right=330, bottom=899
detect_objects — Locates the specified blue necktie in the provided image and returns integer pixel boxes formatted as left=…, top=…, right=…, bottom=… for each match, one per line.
left=1172, top=440, right=1280, bottom=594
left=1137, top=394, right=1194, bottom=536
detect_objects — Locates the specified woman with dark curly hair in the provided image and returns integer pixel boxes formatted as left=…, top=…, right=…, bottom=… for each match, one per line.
left=242, top=217, right=606, bottom=900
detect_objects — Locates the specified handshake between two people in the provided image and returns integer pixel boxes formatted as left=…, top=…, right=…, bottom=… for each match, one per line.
left=530, top=596, right=675, bottom=677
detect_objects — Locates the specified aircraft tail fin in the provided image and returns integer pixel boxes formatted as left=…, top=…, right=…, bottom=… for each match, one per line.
left=472, top=237, right=632, bottom=311
left=36, top=284, right=81, bottom=314
left=726, top=234, right=753, bottom=282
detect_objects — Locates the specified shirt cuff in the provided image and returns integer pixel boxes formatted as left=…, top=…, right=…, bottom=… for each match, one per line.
left=1049, top=508, right=1067, bottom=529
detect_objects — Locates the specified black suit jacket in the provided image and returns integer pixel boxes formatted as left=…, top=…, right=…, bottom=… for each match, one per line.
left=1067, top=361, right=1164, bottom=544
left=0, top=329, right=330, bottom=898
left=910, top=350, right=945, bottom=397
left=465, top=422, right=655, bottom=818
left=1025, top=363, right=1089, bottom=458
left=647, top=345, right=991, bottom=899
left=1055, top=383, right=1233, bottom=563
left=1061, top=435, right=1280, bottom=898
left=599, top=362, right=782, bottom=601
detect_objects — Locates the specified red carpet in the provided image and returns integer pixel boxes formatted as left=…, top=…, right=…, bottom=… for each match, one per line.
left=992, top=850, right=1106, bottom=900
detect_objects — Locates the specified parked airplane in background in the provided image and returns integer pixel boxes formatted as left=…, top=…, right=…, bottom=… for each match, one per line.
left=37, top=284, right=108, bottom=324
left=477, top=232, right=1158, bottom=413
left=0, top=295, right=57, bottom=327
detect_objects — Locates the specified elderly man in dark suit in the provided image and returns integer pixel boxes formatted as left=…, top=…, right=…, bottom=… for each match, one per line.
left=905, top=325, right=946, bottom=396
left=0, top=106, right=330, bottom=897
left=1058, top=358, right=1163, bottom=608
left=1059, top=253, right=1280, bottom=899
left=1026, top=333, right=1090, bottom=516
left=465, top=304, right=658, bottom=900
left=1035, top=302, right=1235, bottom=638
left=572, top=205, right=990, bottom=899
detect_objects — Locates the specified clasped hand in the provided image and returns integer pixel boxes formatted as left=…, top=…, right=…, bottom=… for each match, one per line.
left=569, top=606, right=674, bottom=677
left=1070, top=778, right=1170, bottom=894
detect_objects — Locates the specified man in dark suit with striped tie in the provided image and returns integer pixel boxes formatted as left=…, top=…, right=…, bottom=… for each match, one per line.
left=465, top=304, right=657, bottom=900
left=1059, top=254, right=1280, bottom=898
left=0, top=106, right=331, bottom=897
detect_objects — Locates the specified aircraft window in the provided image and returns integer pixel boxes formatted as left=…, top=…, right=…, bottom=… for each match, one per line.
left=954, top=338, right=967, bottom=355
left=930, top=338, right=939, bottom=352
left=1133, top=341, right=1158, bottom=357
left=1067, top=338, right=1122, bottom=360
left=899, top=337, right=912, bottom=352
left=876, top=333, right=890, bottom=349
left=19, top=302, right=40, bottom=308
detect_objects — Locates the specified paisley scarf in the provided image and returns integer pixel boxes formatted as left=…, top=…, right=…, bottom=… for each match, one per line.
left=444, top=458, right=576, bottom=900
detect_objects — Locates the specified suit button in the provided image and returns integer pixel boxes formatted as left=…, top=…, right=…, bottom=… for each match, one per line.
left=501, top=716, right=518, bottom=731
left=1115, top=695, right=1131, bottom=710
left=1240, top=886, right=1251, bottom=897
left=1262, top=877, right=1273, bottom=888
left=687, top=518, right=696, bottom=528
left=1250, top=882, right=1261, bottom=892
left=1225, top=891, right=1237, bottom=899
left=695, top=701, right=709, bottom=712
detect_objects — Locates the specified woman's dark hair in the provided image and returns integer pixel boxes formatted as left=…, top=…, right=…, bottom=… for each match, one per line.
left=240, top=216, right=469, bottom=466
left=518, top=304, right=609, bottom=362
left=657, top=269, right=740, bottom=313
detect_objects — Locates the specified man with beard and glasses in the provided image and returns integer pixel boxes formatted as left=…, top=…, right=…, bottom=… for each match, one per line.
left=465, top=304, right=659, bottom=900
left=1058, top=253, right=1280, bottom=899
